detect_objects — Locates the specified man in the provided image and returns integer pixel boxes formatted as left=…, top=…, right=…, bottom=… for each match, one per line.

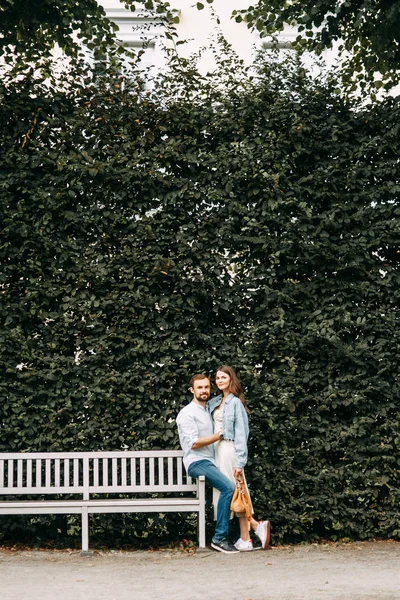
left=176, top=373, right=238, bottom=553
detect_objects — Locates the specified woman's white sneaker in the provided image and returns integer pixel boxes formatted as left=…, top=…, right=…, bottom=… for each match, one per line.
left=255, top=520, right=271, bottom=549
left=234, top=538, right=254, bottom=551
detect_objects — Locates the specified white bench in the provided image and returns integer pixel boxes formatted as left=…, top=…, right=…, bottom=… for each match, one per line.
left=0, top=450, right=206, bottom=552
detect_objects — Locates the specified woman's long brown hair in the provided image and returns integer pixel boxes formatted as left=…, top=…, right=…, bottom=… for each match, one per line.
left=216, top=365, right=250, bottom=414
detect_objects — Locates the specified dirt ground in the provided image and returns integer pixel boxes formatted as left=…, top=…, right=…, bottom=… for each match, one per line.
left=1, top=540, right=399, bottom=600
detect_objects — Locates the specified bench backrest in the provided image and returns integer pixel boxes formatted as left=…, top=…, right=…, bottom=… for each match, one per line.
left=0, top=451, right=194, bottom=500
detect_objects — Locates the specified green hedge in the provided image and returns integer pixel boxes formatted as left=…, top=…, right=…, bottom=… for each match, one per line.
left=0, top=51, right=399, bottom=546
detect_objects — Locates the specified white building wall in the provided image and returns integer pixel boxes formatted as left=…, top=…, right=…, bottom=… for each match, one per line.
left=100, top=0, right=323, bottom=73
left=100, top=2, right=399, bottom=98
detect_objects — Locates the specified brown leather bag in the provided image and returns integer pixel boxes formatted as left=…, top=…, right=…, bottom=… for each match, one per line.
left=230, top=473, right=252, bottom=521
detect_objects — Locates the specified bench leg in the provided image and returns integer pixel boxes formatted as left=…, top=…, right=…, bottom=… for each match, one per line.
left=198, top=475, right=206, bottom=549
left=81, top=507, right=89, bottom=553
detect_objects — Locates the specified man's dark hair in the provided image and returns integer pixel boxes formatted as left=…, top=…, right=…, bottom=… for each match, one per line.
left=189, top=373, right=210, bottom=388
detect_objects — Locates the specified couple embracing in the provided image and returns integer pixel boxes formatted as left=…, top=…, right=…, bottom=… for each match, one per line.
left=176, top=365, right=271, bottom=554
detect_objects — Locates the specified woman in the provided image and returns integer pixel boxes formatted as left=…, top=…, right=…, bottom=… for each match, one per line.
left=208, top=365, right=271, bottom=551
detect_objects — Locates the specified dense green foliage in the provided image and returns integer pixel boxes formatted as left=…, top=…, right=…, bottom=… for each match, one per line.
left=0, top=0, right=175, bottom=60
left=0, top=48, right=399, bottom=547
left=204, top=0, right=400, bottom=92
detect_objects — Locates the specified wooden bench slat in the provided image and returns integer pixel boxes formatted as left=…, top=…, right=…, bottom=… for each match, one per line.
left=26, top=460, right=32, bottom=488
left=140, top=457, right=145, bottom=486
left=131, top=458, right=136, bottom=486
left=177, top=457, right=183, bottom=486
left=112, top=458, right=118, bottom=487
left=36, top=459, right=41, bottom=487
left=0, top=498, right=201, bottom=509
left=167, top=457, right=173, bottom=486
left=121, top=458, right=127, bottom=487
left=45, top=460, right=51, bottom=487
left=103, top=458, right=108, bottom=487
left=0, top=451, right=185, bottom=459
left=158, top=457, right=164, bottom=487
left=55, top=459, right=60, bottom=487
left=73, top=459, right=79, bottom=487
left=8, top=460, right=14, bottom=487
left=93, top=458, right=99, bottom=486
left=17, top=459, right=23, bottom=488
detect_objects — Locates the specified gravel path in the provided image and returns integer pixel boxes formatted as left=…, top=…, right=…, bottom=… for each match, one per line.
left=1, top=540, right=399, bottom=600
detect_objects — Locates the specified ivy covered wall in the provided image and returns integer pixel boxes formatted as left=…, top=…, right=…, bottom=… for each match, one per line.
left=0, top=52, right=399, bottom=546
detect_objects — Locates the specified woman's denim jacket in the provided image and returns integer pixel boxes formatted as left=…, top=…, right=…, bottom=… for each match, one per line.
left=207, top=393, right=249, bottom=469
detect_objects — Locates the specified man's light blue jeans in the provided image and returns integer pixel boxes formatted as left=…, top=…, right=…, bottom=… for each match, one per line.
left=188, top=459, right=235, bottom=543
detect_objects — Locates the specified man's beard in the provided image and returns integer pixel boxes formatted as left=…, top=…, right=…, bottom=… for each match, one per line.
left=195, top=393, right=209, bottom=403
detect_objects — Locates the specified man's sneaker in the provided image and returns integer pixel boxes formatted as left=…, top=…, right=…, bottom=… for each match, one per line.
left=234, top=538, right=254, bottom=552
left=254, top=520, right=271, bottom=549
left=211, top=539, right=240, bottom=554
